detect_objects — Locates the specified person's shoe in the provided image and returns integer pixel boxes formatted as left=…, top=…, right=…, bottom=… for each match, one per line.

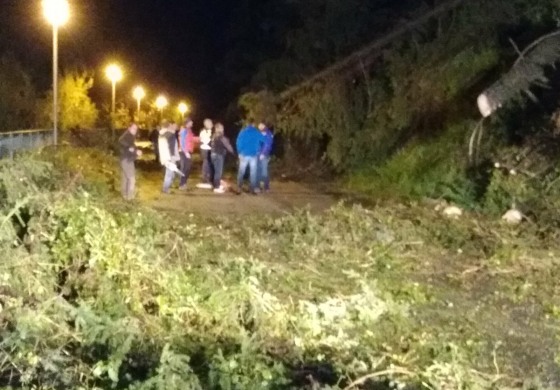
left=196, top=183, right=213, bottom=189
left=253, top=188, right=261, bottom=194
left=213, top=187, right=226, bottom=194
left=179, top=185, right=187, bottom=191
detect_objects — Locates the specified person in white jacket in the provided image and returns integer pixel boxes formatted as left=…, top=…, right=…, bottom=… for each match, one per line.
left=158, top=121, right=180, bottom=194
left=197, top=118, right=213, bottom=189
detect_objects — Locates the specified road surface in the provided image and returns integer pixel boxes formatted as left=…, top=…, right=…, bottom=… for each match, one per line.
left=134, top=143, right=335, bottom=217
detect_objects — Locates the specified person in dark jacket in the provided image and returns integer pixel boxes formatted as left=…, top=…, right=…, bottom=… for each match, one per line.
left=149, top=127, right=160, bottom=162
left=257, top=122, right=274, bottom=192
left=118, top=123, right=142, bottom=200
left=178, top=119, right=195, bottom=190
left=210, top=123, right=235, bottom=193
left=236, top=119, right=265, bottom=194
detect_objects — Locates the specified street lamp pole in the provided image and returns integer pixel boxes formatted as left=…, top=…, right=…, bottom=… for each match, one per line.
left=43, top=0, right=69, bottom=147
left=111, top=80, right=117, bottom=115
left=155, top=95, right=168, bottom=123
left=105, top=64, right=123, bottom=136
left=178, top=102, right=189, bottom=121
left=52, top=25, right=58, bottom=147
left=132, top=86, right=145, bottom=123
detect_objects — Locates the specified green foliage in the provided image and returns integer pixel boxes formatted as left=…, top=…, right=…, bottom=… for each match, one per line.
left=0, top=150, right=559, bottom=389
left=112, top=103, right=132, bottom=129
left=346, top=121, right=477, bottom=206
left=38, top=71, right=99, bottom=131
left=238, top=90, right=277, bottom=124
left=59, top=72, right=99, bottom=130
left=250, top=0, right=506, bottom=171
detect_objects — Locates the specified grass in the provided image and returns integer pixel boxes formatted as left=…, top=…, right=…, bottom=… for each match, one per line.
left=0, top=147, right=558, bottom=389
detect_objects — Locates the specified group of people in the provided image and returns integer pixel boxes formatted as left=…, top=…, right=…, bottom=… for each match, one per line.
left=118, top=118, right=274, bottom=200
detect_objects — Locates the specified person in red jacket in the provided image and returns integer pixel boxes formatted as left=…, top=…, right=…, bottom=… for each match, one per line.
left=178, top=118, right=195, bottom=190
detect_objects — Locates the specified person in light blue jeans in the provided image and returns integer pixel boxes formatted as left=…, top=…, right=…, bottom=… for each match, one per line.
left=236, top=120, right=265, bottom=194
left=158, top=121, right=180, bottom=194
left=257, top=122, right=274, bottom=192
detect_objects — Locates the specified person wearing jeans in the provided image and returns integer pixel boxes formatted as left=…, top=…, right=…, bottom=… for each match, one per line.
left=158, top=121, right=180, bottom=194
left=236, top=120, right=265, bottom=194
left=210, top=123, right=235, bottom=193
left=257, top=122, right=274, bottom=192
left=197, top=119, right=213, bottom=189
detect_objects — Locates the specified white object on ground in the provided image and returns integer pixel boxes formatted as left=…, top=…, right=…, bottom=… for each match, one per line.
left=442, top=206, right=463, bottom=218
left=502, top=209, right=523, bottom=225
left=196, top=183, right=213, bottom=189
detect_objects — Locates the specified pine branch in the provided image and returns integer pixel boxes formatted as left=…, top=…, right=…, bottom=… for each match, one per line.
left=478, top=30, right=560, bottom=117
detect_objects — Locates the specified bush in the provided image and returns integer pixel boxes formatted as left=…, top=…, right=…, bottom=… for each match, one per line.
left=345, top=121, right=477, bottom=207
left=0, top=151, right=556, bottom=389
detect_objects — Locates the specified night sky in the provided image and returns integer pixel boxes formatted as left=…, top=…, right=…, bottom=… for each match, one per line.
left=0, top=0, right=423, bottom=121
left=0, top=0, right=239, bottom=118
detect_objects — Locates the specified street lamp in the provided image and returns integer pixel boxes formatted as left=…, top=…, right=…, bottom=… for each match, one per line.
left=132, top=86, right=145, bottom=121
left=155, top=95, right=168, bottom=120
left=43, top=0, right=70, bottom=147
left=105, top=64, right=123, bottom=115
left=178, top=102, right=189, bottom=120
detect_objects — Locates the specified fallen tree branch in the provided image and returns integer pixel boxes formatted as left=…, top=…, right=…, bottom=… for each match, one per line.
left=280, top=0, right=469, bottom=101
left=343, top=367, right=415, bottom=390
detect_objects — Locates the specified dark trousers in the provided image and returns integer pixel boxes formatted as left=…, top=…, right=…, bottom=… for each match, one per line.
left=211, top=153, right=225, bottom=189
left=179, top=152, right=192, bottom=187
left=201, top=149, right=212, bottom=183
left=152, top=141, right=159, bottom=162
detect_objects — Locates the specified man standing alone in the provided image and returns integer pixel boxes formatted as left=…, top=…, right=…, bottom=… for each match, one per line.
left=118, top=123, right=142, bottom=201
left=236, top=119, right=265, bottom=194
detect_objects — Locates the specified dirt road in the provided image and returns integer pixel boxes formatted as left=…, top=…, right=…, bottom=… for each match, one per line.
left=134, top=149, right=335, bottom=217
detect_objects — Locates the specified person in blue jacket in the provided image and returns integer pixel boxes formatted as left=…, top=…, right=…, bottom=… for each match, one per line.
left=257, top=121, right=274, bottom=192
left=236, top=119, right=265, bottom=194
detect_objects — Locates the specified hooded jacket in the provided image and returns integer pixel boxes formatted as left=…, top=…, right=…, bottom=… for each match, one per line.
left=260, top=128, right=274, bottom=157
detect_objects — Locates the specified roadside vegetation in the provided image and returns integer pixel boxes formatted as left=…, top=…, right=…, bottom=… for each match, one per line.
left=0, top=148, right=558, bottom=389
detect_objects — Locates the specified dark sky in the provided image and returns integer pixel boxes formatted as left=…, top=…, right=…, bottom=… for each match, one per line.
left=0, top=0, right=238, bottom=118
left=0, top=0, right=425, bottom=120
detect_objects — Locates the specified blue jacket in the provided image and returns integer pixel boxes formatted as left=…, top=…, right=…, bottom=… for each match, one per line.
left=236, top=126, right=264, bottom=157
left=260, top=129, right=274, bottom=157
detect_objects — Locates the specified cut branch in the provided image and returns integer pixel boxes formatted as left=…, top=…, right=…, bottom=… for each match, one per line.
left=279, top=0, right=470, bottom=101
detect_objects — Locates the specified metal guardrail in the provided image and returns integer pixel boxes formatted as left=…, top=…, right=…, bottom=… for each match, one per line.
left=0, top=129, right=54, bottom=159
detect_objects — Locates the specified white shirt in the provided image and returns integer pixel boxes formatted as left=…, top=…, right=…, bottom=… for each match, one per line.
left=200, top=128, right=212, bottom=150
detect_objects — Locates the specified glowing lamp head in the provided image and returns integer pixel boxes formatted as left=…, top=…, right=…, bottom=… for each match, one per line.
left=178, top=102, right=189, bottom=115
left=43, top=0, right=70, bottom=27
left=106, top=64, right=123, bottom=83
left=156, top=96, right=168, bottom=110
left=133, top=86, right=146, bottom=101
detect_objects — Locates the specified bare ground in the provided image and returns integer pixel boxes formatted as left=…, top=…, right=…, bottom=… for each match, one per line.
left=134, top=154, right=336, bottom=217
